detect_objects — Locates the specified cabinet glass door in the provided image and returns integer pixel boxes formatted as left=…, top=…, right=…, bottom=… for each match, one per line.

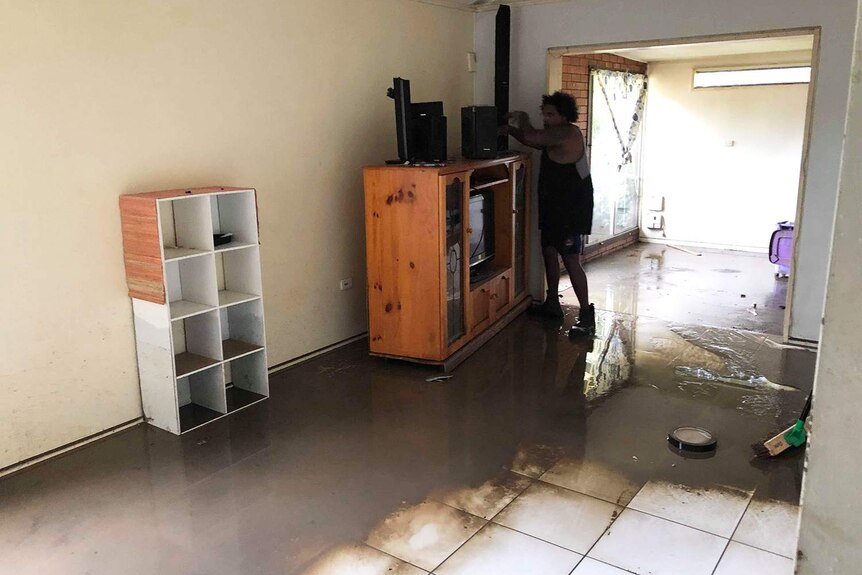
left=513, top=163, right=527, bottom=296
left=445, top=177, right=466, bottom=344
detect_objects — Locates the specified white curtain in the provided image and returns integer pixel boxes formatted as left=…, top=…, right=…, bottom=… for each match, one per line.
left=593, top=69, right=648, bottom=170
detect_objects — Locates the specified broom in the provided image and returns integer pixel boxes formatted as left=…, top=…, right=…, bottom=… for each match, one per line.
left=752, top=391, right=812, bottom=458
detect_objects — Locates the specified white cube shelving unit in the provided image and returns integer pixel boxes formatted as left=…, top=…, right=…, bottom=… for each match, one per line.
left=120, top=187, right=268, bottom=434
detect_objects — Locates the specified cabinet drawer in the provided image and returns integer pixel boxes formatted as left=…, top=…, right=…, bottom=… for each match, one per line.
left=490, top=273, right=511, bottom=316
left=470, top=285, right=491, bottom=331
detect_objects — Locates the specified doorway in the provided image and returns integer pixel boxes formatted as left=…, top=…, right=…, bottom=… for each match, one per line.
left=547, top=29, right=818, bottom=339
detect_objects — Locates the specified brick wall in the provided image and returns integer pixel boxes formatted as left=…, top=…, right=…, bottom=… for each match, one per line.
left=561, top=54, right=648, bottom=144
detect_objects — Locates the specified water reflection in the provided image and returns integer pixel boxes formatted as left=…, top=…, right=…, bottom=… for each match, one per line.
left=584, top=314, right=634, bottom=401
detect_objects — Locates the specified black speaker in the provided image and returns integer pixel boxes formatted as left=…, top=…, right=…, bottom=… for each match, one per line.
left=495, top=5, right=511, bottom=152
left=462, top=106, right=498, bottom=159
left=411, top=114, right=447, bottom=162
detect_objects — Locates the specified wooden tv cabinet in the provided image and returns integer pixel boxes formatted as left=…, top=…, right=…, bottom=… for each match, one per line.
left=363, top=154, right=531, bottom=371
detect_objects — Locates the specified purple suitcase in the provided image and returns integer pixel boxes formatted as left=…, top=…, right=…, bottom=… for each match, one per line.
left=769, top=221, right=794, bottom=277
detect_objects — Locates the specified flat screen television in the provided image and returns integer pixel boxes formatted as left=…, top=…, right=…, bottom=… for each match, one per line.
left=469, top=192, right=495, bottom=267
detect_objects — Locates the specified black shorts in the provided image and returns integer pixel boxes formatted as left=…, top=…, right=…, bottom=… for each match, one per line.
left=541, top=230, right=587, bottom=255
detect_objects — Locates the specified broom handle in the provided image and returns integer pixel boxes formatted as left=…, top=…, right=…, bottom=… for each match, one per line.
left=799, top=392, right=813, bottom=421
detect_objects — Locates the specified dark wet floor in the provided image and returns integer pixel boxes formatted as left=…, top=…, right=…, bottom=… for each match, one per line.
left=564, top=243, right=788, bottom=335
left=0, top=247, right=813, bottom=575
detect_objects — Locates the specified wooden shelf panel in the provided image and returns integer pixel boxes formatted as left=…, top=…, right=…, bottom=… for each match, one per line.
left=170, top=300, right=216, bottom=321
left=175, top=352, right=220, bottom=378
left=470, top=177, right=509, bottom=191
left=218, top=290, right=260, bottom=308
left=222, top=339, right=264, bottom=361
left=164, top=247, right=210, bottom=261
left=226, top=387, right=267, bottom=413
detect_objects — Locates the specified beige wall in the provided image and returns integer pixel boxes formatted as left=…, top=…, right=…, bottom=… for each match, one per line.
left=641, top=52, right=811, bottom=251
left=796, top=1, right=862, bottom=570
left=0, top=0, right=473, bottom=470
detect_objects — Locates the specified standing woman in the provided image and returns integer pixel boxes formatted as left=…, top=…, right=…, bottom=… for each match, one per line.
left=505, top=91, right=596, bottom=336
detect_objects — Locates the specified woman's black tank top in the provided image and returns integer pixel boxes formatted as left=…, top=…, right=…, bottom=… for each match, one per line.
left=538, top=150, right=594, bottom=236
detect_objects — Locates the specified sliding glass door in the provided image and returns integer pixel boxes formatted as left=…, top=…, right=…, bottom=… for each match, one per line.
left=588, top=69, right=647, bottom=243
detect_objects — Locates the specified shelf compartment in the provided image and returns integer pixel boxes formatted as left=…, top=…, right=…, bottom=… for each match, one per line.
left=211, top=191, right=259, bottom=247
left=224, top=348, right=268, bottom=400
left=470, top=263, right=510, bottom=288
left=166, top=255, right=219, bottom=321
left=179, top=404, right=224, bottom=432
left=159, top=196, right=214, bottom=257
left=216, top=246, right=263, bottom=307
left=225, top=386, right=267, bottom=413
left=172, top=311, right=221, bottom=377
left=177, top=364, right=227, bottom=433
left=220, top=300, right=266, bottom=360
left=469, top=164, right=510, bottom=192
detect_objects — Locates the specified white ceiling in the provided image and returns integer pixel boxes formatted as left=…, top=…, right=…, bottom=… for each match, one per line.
left=601, top=35, right=815, bottom=63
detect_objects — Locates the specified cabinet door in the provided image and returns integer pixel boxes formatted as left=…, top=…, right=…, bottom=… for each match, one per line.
left=470, top=285, right=491, bottom=332
left=441, top=173, right=468, bottom=346
left=512, top=161, right=529, bottom=298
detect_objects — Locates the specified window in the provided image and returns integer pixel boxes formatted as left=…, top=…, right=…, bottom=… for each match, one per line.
left=693, top=66, right=811, bottom=88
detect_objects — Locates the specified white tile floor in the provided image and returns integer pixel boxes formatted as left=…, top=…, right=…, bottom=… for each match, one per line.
left=732, top=498, right=801, bottom=559
left=627, top=481, right=753, bottom=538
left=493, top=482, right=621, bottom=554
left=435, top=523, right=581, bottom=575
left=349, top=468, right=801, bottom=575
left=590, top=509, right=728, bottom=575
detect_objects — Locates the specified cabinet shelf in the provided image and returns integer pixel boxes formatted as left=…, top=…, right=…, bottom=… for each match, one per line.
left=174, top=351, right=220, bottom=378
left=470, top=177, right=509, bottom=191
left=170, top=300, right=216, bottom=321
left=164, top=247, right=211, bottom=261
left=218, top=290, right=260, bottom=308
left=470, top=264, right=510, bottom=288
left=214, top=241, right=257, bottom=254
left=222, top=339, right=264, bottom=361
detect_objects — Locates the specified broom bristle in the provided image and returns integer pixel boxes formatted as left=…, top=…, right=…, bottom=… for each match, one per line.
left=751, top=424, right=796, bottom=458
left=751, top=441, right=775, bottom=458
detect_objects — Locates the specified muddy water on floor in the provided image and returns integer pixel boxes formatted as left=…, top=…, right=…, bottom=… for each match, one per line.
left=0, top=309, right=815, bottom=575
